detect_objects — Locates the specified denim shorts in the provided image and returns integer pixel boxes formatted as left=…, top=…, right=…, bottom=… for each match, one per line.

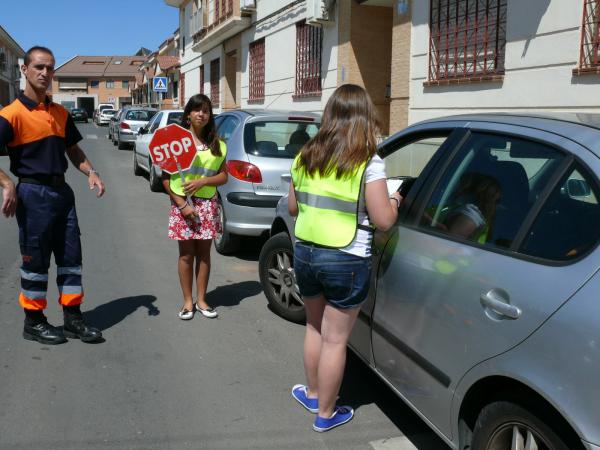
left=293, top=242, right=372, bottom=309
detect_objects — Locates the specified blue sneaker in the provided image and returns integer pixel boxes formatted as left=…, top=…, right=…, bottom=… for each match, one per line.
left=313, top=406, right=354, bottom=432
left=291, top=384, right=318, bottom=413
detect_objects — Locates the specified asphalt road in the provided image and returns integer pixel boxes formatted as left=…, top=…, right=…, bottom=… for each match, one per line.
left=0, top=122, right=451, bottom=450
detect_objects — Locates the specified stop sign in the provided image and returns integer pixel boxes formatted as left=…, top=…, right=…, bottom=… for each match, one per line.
left=148, top=124, right=197, bottom=174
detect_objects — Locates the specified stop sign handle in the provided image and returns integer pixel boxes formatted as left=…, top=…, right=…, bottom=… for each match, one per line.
left=176, top=160, right=200, bottom=223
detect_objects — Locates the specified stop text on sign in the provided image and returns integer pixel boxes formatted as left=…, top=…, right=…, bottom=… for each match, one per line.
left=151, top=137, right=194, bottom=163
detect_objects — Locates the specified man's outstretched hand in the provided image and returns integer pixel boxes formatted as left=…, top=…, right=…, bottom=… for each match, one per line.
left=1, top=182, right=16, bottom=217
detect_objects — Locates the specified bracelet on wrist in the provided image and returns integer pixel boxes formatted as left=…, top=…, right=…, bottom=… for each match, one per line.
left=87, top=168, right=99, bottom=177
left=177, top=203, right=188, bottom=211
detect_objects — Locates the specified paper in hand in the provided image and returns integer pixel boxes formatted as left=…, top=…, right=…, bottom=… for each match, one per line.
left=386, top=178, right=404, bottom=196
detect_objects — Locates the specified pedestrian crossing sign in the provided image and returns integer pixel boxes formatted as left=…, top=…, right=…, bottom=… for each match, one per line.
left=153, top=77, right=168, bottom=92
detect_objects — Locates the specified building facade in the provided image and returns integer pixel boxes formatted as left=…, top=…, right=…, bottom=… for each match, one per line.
left=166, top=0, right=407, bottom=136
left=52, top=56, right=146, bottom=116
left=132, top=30, right=181, bottom=109
left=409, top=0, right=600, bottom=123
left=0, top=26, right=25, bottom=107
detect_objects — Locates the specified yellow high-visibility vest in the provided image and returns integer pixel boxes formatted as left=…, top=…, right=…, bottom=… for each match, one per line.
left=169, top=140, right=227, bottom=198
left=291, top=154, right=369, bottom=248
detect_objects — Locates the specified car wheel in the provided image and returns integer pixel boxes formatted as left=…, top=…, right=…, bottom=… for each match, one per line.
left=149, top=161, right=163, bottom=192
left=258, top=232, right=305, bottom=323
left=471, top=401, right=572, bottom=450
left=213, top=198, right=240, bottom=254
left=133, top=146, right=143, bottom=176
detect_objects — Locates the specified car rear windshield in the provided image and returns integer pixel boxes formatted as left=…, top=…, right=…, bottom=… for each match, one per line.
left=125, top=110, right=156, bottom=121
left=243, top=120, right=320, bottom=158
left=72, top=109, right=84, bottom=113
left=103, top=110, right=116, bottom=115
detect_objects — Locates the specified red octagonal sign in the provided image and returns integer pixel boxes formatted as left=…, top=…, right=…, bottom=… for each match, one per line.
left=148, top=124, right=196, bottom=174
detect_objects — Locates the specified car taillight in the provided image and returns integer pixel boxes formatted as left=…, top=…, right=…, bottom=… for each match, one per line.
left=120, top=122, right=130, bottom=129
left=227, top=160, right=262, bottom=183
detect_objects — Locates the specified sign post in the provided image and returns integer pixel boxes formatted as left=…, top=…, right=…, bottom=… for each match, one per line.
left=148, top=124, right=198, bottom=213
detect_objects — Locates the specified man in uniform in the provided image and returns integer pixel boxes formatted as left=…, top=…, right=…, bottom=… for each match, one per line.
left=0, top=46, right=105, bottom=344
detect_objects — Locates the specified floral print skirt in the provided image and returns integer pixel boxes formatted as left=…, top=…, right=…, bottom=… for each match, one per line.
left=168, top=196, right=221, bottom=241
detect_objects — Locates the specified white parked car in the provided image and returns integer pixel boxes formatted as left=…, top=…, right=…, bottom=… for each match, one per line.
left=97, top=109, right=117, bottom=126
left=133, top=109, right=184, bottom=191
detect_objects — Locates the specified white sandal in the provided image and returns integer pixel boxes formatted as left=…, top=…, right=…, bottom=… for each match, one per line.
left=178, top=308, right=194, bottom=320
left=195, top=303, right=218, bottom=318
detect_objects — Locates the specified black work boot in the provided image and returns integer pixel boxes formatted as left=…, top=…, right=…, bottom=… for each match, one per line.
left=63, top=306, right=103, bottom=343
left=23, top=318, right=68, bottom=345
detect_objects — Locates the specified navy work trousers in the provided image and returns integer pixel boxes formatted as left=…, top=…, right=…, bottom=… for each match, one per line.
left=16, top=182, right=83, bottom=310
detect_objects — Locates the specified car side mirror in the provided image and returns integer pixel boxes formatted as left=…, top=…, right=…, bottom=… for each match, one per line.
left=566, top=178, right=591, bottom=198
left=138, top=127, right=146, bottom=135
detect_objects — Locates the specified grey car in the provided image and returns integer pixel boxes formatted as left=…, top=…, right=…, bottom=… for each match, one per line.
left=258, top=113, right=600, bottom=450
left=114, top=107, right=157, bottom=150
left=213, top=109, right=320, bottom=254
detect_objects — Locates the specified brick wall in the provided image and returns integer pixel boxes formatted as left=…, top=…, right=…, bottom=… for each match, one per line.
left=51, top=78, right=133, bottom=108
left=390, top=0, right=411, bottom=134
left=337, top=2, right=394, bottom=135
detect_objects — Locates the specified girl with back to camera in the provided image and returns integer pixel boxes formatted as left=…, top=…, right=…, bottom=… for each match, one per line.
left=162, top=94, right=227, bottom=320
left=288, top=84, right=402, bottom=432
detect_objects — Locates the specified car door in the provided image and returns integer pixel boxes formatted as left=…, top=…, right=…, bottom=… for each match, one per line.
left=369, top=123, right=600, bottom=438
left=136, top=112, right=162, bottom=171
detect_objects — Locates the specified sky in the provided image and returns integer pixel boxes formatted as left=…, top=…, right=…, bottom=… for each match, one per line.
left=2, top=0, right=179, bottom=67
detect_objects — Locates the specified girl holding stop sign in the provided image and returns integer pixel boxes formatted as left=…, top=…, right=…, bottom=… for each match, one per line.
left=161, top=94, right=227, bottom=320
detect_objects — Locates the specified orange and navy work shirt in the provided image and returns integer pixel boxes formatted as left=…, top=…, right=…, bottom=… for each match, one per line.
left=0, top=92, right=82, bottom=177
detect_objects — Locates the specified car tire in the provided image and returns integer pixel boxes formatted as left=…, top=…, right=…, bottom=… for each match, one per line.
left=258, top=232, right=305, bottom=323
left=149, top=161, right=163, bottom=192
left=133, top=146, right=143, bottom=176
left=471, top=400, right=572, bottom=450
left=213, top=198, right=240, bottom=255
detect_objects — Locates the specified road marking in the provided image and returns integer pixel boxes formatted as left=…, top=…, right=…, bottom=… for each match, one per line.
left=370, top=436, right=418, bottom=450
left=85, top=134, right=98, bottom=140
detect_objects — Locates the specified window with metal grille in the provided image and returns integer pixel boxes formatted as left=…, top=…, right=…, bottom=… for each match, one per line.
left=209, top=0, right=234, bottom=26
left=576, top=0, right=600, bottom=74
left=295, top=21, right=322, bottom=97
left=249, top=39, right=265, bottom=102
left=427, top=0, right=507, bottom=85
left=210, top=58, right=220, bottom=106
left=199, top=64, right=205, bottom=95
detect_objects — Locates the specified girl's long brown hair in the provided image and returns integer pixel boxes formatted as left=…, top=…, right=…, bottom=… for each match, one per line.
left=296, top=84, right=380, bottom=179
left=182, top=94, right=221, bottom=156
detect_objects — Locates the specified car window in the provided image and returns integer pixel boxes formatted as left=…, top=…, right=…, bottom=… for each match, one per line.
left=216, top=116, right=240, bottom=144
left=125, top=110, right=155, bottom=121
left=520, top=165, right=600, bottom=261
left=243, top=120, right=320, bottom=158
left=417, top=132, right=565, bottom=249
left=149, top=113, right=163, bottom=133
left=383, top=134, right=450, bottom=178
left=166, top=112, right=183, bottom=126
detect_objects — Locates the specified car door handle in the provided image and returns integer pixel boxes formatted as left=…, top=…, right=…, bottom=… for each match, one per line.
left=281, top=173, right=292, bottom=182
left=480, top=289, right=521, bottom=320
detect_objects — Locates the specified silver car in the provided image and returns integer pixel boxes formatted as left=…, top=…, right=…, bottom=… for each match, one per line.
left=258, top=113, right=600, bottom=450
left=214, top=109, right=320, bottom=254
left=133, top=109, right=184, bottom=191
left=115, top=108, right=157, bottom=150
